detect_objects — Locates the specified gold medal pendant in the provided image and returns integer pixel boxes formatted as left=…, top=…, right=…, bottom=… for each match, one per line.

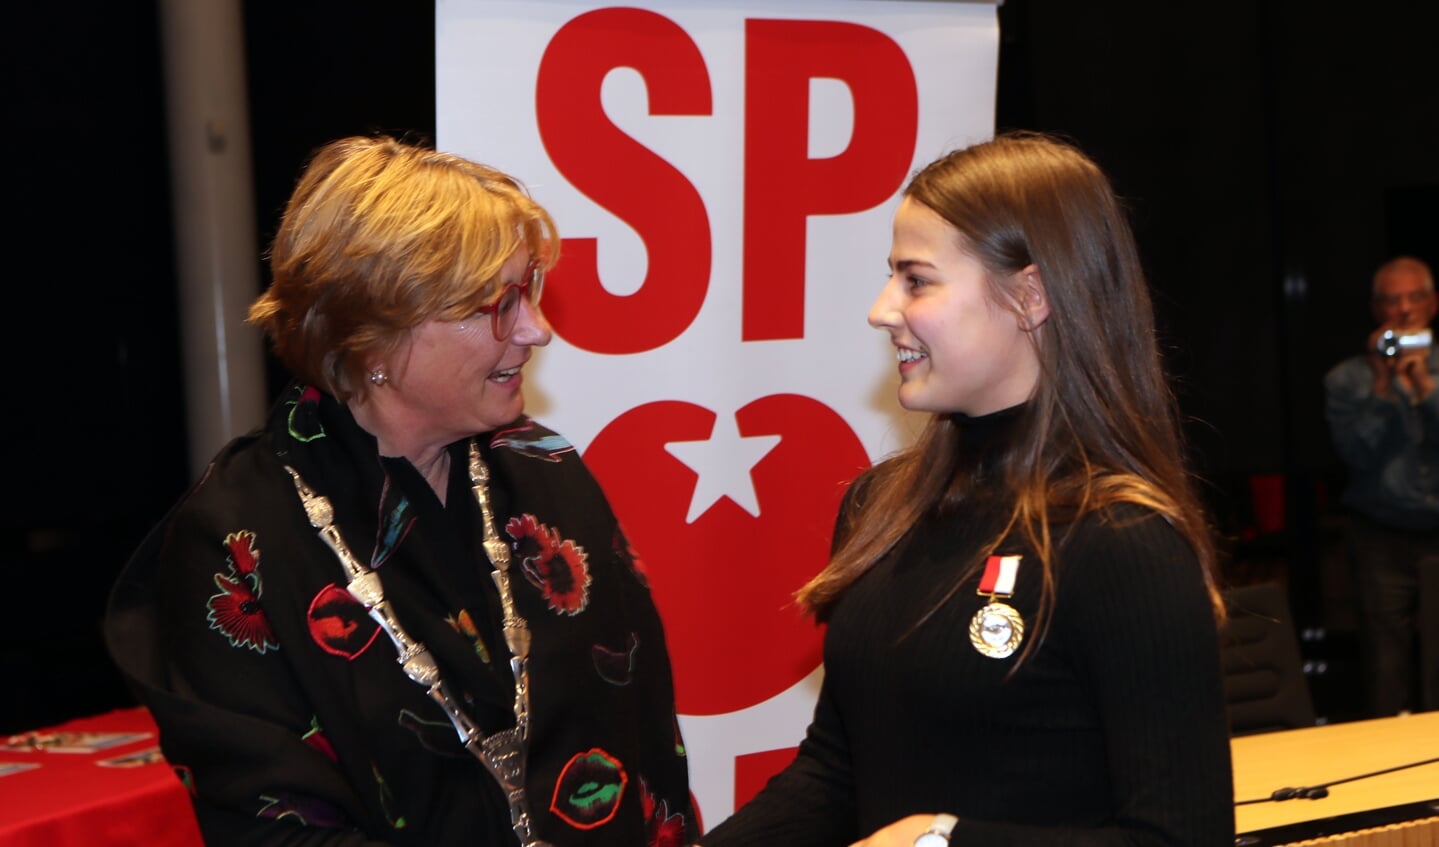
left=970, top=554, right=1026, bottom=659
left=969, top=601, right=1025, bottom=658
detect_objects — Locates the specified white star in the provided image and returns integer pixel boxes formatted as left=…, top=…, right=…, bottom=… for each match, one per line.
left=664, top=413, right=781, bottom=523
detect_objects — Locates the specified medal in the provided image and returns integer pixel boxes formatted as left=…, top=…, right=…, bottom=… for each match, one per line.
left=969, top=554, right=1025, bottom=659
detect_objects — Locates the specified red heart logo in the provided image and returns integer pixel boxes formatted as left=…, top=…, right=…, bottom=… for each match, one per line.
left=584, top=394, right=869, bottom=715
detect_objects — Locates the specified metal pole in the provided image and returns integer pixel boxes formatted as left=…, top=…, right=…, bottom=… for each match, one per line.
left=158, top=0, right=266, bottom=478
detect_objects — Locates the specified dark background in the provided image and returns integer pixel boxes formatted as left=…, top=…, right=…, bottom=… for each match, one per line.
left=6, top=1, right=1436, bottom=734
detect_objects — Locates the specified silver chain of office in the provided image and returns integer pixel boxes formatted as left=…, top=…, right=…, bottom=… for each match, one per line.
left=285, top=441, right=551, bottom=847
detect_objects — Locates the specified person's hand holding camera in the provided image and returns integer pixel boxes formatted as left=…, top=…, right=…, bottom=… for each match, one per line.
left=1367, top=324, right=1433, bottom=402
left=1396, top=345, right=1435, bottom=401
left=1366, top=264, right=1436, bottom=402
left=1366, top=324, right=1400, bottom=398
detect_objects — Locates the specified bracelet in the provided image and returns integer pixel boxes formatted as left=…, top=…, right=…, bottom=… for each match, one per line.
left=913, top=813, right=959, bottom=847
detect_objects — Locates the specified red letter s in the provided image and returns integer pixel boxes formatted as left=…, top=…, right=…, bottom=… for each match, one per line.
left=537, top=8, right=713, bottom=354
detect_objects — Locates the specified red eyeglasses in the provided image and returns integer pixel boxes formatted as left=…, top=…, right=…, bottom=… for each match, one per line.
left=474, top=259, right=545, bottom=341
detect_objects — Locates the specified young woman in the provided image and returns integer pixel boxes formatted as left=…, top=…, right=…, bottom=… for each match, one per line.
left=701, top=132, right=1234, bottom=846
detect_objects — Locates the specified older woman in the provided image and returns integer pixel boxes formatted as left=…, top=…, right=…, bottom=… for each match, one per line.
left=106, top=135, right=696, bottom=847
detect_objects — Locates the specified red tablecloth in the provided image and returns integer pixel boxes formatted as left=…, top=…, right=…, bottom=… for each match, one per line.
left=0, top=706, right=203, bottom=846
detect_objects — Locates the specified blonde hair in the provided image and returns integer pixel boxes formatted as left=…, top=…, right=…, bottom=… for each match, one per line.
left=248, top=135, right=560, bottom=402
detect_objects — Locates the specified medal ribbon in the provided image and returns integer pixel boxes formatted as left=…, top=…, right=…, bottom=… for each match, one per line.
left=978, top=554, right=1021, bottom=597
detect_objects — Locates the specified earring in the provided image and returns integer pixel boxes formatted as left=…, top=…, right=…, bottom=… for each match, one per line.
left=369, top=368, right=388, bottom=386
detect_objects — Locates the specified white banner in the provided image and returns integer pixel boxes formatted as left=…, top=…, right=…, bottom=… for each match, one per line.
left=436, top=0, right=998, bottom=827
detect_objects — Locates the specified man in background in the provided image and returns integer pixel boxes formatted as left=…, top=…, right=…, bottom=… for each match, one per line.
left=1324, top=255, right=1439, bottom=717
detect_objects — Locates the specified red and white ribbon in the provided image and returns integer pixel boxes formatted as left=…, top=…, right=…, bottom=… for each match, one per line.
left=978, top=554, right=1021, bottom=597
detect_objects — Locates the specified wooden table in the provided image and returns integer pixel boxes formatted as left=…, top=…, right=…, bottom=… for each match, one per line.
left=1232, top=711, right=1439, bottom=845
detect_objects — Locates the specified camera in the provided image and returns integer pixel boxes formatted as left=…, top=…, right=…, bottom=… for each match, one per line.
left=1376, top=327, right=1433, bottom=358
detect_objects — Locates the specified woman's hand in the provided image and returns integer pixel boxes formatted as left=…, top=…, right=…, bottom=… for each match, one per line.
left=848, top=814, right=940, bottom=847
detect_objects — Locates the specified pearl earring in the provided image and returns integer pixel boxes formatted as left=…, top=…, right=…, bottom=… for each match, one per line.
left=369, top=368, right=388, bottom=386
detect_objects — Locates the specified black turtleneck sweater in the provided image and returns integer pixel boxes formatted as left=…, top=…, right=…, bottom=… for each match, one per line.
left=701, top=408, right=1234, bottom=846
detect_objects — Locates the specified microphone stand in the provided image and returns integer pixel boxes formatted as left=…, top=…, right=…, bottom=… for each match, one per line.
left=1234, top=755, right=1439, bottom=806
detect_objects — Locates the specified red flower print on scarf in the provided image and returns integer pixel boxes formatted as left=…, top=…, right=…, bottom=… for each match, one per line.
left=206, top=530, right=278, bottom=653
left=505, top=514, right=592, bottom=615
left=641, top=778, right=688, bottom=847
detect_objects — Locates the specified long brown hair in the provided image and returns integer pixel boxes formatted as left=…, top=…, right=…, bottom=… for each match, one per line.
left=797, top=131, right=1223, bottom=653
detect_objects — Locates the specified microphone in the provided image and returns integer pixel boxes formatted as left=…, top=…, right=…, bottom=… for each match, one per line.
left=1235, top=755, right=1439, bottom=806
